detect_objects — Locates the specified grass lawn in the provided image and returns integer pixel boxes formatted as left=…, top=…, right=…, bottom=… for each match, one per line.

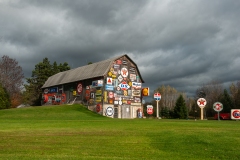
left=0, top=104, right=239, bottom=160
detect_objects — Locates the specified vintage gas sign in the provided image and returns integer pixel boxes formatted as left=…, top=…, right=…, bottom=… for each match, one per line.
left=231, top=109, right=240, bottom=120
left=213, top=102, right=223, bottom=112
left=121, top=67, right=128, bottom=78
left=197, top=98, right=207, bottom=108
left=147, top=105, right=153, bottom=115
left=106, top=107, right=114, bottom=116
left=77, top=83, right=82, bottom=94
left=118, top=81, right=130, bottom=90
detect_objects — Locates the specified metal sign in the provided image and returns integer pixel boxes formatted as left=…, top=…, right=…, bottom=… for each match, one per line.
left=147, top=105, right=153, bottom=115
left=154, top=92, right=161, bottom=101
left=118, top=81, right=130, bottom=90
left=231, top=109, right=240, bottom=120
left=213, top=102, right=223, bottom=112
left=77, top=83, right=82, bottom=94
left=106, top=107, right=114, bottom=116
left=197, top=98, right=207, bottom=108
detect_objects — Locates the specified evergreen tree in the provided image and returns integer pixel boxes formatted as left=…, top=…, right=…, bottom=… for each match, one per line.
left=220, top=89, right=233, bottom=113
left=24, top=58, right=70, bottom=106
left=0, top=83, right=11, bottom=109
left=173, top=95, right=188, bottom=119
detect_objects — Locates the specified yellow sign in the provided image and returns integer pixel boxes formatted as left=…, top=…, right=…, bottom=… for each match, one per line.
left=73, top=91, right=76, bottom=95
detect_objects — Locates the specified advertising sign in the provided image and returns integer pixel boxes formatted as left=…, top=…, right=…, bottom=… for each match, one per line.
left=154, top=92, right=161, bottom=101
left=197, top=98, right=207, bottom=108
left=213, top=102, right=223, bottom=112
left=231, top=109, right=240, bottom=120
left=92, top=80, right=103, bottom=87
left=147, top=105, right=153, bottom=115
left=77, top=83, right=83, bottom=94
left=106, top=107, right=114, bottom=116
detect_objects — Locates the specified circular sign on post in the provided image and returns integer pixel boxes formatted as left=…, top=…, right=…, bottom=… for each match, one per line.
left=197, top=98, right=207, bottom=108
left=77, top=83, right=83, bottom=94
left=213, top=102, right=223, bottom=112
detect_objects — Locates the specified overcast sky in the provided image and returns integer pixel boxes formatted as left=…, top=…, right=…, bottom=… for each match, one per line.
left=1, top=0, right=240, bottom=100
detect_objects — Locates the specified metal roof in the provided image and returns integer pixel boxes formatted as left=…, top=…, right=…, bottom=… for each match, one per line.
left=42, top=54, right=144, bottom=88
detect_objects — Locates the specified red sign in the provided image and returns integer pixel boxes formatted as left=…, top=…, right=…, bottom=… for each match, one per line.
left=77, top=83, right=83, bottom=94
left=96, top=104, right=101, bottom=112
left=154, top=92, right=161, bottom=100
left=108, top=91, right=114, bottom=98
left=147, top=105, right=153, bottom=115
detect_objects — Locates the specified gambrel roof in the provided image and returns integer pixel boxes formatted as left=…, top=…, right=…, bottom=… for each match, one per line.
left=42, top=54, right=144, bottom=88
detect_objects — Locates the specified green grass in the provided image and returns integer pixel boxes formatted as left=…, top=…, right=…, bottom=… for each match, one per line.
left=0, top=104, right=239, bottom=160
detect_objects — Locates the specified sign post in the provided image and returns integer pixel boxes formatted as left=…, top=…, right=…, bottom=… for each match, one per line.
left=213, top=102, right=223, bottom=121
left=197, top=98, right=207, bottom=120
left=154, top=92, right=161, bottom=119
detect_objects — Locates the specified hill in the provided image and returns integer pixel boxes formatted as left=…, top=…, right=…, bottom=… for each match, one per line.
left=0, top=104, right=239, bottom=160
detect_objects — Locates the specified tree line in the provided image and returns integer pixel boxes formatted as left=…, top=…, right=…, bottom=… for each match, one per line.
left=0, top=55, right=70, bottom=109
left=143, top=81, right=240, bottom=119
left=1, top=55, right=240, bottom=120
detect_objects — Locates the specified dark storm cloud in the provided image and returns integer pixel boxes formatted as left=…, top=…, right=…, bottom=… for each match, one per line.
left=1, top=0, right=240, bottom=99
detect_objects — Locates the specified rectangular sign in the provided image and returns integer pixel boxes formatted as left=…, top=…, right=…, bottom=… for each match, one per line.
left=105, top=85, right=114, bottom=91
left=132, top=82, right=142, bottom=89
left=49, top=87, right=58, bottom=93
left=92, top=80, right=103, bottom=87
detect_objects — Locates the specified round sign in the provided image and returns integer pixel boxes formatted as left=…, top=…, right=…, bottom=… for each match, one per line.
left=213, top=102, right=223, bottom=112
left=197, top=98, right=207, bottom=108
left=77, top=83, right=83, bottom=94
left=232, top=110, right=240, bottom=119
left=106, top=107, right=114, bottom=116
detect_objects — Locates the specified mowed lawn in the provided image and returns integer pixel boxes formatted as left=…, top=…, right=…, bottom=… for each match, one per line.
left=0, top=104, right=239, bottom=160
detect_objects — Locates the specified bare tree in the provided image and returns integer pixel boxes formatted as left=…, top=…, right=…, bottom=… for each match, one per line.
left=196, top=80, right=223, bottom=117
left=0, top=55, right=24, bottom=107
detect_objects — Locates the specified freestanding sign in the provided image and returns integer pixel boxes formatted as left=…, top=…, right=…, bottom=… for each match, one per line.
left=154, top=92, right=161, bottom=118
left=197, top=98, right=207, bottom=120
left=147, top=105, right=153, bottom=115
left=213, top=102, right=223, bottom=121
left=231, top=109, right=240, bottom=120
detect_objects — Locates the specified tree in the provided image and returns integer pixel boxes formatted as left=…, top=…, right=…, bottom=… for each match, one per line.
left=24, top=58, right=70, bottom=106
left=220, top=89, right=233, bottom=113
left=173, top=94, right=188, bottom=119
left=196, top=80, right=223, bottom=117
left=0, top=83, right=11, bottom=109
left=0, top=55, right=24, bottom=108
left=229, top=81, right=240, bottom=109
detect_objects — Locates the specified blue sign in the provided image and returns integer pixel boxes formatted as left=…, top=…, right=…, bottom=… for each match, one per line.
left=105, top=85, right=114, bottom=91
left=49, top=87, right=58, bottom=93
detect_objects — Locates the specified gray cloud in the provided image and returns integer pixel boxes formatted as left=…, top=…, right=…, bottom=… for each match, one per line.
left=1, top=0, right=240, bottom=100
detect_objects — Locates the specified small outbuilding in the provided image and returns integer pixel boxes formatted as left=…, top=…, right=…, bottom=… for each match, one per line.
left=42, top=54, right=144, bottom=118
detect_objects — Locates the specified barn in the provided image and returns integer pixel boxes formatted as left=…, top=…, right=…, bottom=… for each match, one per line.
left=41, top=54, right=145, bottom=118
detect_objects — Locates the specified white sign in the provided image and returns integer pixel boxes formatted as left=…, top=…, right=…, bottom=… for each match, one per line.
left=231, top=109, right=240, bottom=120
left=107, top=77, right=112, bottom=85
left=197, top=98, right=207, bottom=108
left=154, top=92, right=161, bottom=101
left=132, top=82, right=142, bottom=89
left=213, top=102, right=223, bottom=112
left=121, top=68, right=128, bottom=78
left=106, top=107, right=114, bottom=116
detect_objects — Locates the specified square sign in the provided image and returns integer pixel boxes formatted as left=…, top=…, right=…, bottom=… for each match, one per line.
left=154, top=92, right=161, bottom=101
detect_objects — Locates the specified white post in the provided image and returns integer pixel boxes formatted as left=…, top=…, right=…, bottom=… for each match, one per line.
left=156, top=100, right=159, bottom=118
